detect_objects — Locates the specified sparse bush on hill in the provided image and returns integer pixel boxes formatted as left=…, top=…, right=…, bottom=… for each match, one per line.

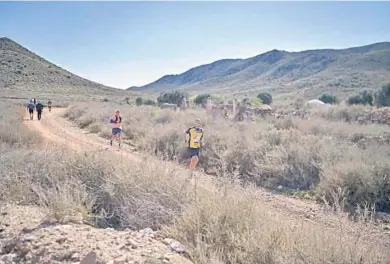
left=157, top=91, right=188, bottom=106
left=257, top=92, right=273, bottom=105
left=319, top=93, right=338, bottom=104
left=375, top=83, right=390, bottom=107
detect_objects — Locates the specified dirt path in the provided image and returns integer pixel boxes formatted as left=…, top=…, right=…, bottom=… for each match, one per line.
left=23, top=107, right=390, bottom=244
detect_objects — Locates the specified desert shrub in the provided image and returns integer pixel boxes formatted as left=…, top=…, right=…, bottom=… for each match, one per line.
left=135, top=97, right=144, bottom=106
left=319, top=93, right=338, bottom=104
left=257, top=92, right=273, bottom=105
left=143, top=99, right=156, bottom=106
left=375, top=83, right=390, bottom=107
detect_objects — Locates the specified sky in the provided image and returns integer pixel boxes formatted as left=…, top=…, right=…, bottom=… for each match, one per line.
left=1, top=1, right=389, bottom=89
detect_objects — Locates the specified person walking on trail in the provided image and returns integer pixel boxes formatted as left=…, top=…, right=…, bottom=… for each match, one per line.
left=48, top=99, right=52, bottom=113
left=27, top=100, right=35, bottom=120
left=185, top=118, right=204, bottom=178
left=110, top=109, right=122, bottom=148
left=35, top=100, right=44, bottom=120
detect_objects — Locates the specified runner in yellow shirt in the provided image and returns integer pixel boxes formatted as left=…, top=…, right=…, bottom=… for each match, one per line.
left=185, top=118, right=204, bottom=177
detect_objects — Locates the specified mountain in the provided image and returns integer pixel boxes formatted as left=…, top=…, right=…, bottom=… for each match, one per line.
left=129, top=42, right=390, bottom=99
left=0, top=37, right=133, bottom=102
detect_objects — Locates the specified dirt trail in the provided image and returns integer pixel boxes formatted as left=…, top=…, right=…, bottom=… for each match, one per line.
left=23, top=107, right=390, bottom=244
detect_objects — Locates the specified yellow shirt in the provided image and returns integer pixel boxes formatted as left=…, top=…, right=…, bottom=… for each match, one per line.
left=186, top=127, right=203, bottom=148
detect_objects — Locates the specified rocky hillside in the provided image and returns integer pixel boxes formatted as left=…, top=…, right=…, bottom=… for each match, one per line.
left=0, top=205, right=193, bottom=264
left=0, top=37, right=133, bottom=102
left=130, top=42, right=390, bottom=98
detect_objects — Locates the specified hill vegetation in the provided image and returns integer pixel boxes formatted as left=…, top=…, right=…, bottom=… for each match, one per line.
left=0, top=37, right=138, bottom=104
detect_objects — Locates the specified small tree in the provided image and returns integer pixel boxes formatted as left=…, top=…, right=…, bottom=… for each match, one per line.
left=375, top=83, right=390, bottom=107
left=194, top=94, right=211, bottom=106
left=319, top=93, right=338, bottom=104
left=157, top=91, right=188, bottom=106
left=257, top=92, right=273, bottom=105
left=135, top=97, right=143, bottom=106
left=347, top=95, right=363, bottom=105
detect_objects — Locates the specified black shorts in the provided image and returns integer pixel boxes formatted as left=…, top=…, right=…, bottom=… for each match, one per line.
left=188, top=147, right=200, bottom=157
left=28, top=109, right=33, bottom=114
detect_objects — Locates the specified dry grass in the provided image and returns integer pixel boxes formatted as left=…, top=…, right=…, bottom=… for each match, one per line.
left=1, top=101, right=390, bottom=264
left=65, top=103, right=390, bottom=213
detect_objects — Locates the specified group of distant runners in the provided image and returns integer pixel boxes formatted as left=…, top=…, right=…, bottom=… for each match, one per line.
left=26, top=98, right=52, bottom=120
left=109, top=109, right=203, bottom=178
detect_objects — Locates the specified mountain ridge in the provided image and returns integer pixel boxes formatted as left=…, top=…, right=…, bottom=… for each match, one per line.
left=129, top=42, right=390, bottom=98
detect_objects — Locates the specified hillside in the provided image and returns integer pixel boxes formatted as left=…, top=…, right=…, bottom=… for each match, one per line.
left=0, top=37, right=133, bottom=103
left=130, top=42, right=390, bottom=99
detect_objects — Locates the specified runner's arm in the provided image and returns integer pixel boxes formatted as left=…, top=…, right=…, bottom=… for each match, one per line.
left=184, top=129, right=190, bottom=143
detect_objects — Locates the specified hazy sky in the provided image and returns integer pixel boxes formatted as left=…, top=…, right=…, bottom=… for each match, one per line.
left=1, top=1, right=389, bottom=89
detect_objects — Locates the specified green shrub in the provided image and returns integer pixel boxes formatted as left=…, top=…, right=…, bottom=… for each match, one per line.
left=257, top=92, right=273, bottom=105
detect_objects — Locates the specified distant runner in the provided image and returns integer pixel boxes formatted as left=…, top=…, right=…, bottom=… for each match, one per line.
left=27, top=100, right=35, bottom=120
left=35, top=100, right=44, bottom=120
left=48, top=99, right=52, bottom=113
left=185, top=118, right=204, bottom=178
left=110, top=109, right=122, bottom=148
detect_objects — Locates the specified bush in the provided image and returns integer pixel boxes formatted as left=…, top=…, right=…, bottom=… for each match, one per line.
left=375, top=83, right=390, bottom=107
left=348, top=91, right=373, bottom=105
left=157, top=91, right=188, bottom=107
left=257, top=92, right=273, bottom=105
left=319, top=93, right=338, bottom=104
left=135, top=97, right=144, bottom=106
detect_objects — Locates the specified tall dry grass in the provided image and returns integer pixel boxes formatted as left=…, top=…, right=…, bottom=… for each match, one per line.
left=65, top=103, right=390, bottom=213
left=1, top=101, right=389, bottom=264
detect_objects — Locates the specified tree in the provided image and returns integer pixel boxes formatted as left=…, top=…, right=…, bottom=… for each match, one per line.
left=257, top=92, right=273, bottom=105
left=375, top=83, right=390, bottom=107
left=194, top=94, right=211, bottom=106
left=318, top=93, right=338, bottom=104
left=135, top=97, right=144, bottom=106
left=144, top=99, right=156, bottom=106
left=157, top=91, right=188, bottom=106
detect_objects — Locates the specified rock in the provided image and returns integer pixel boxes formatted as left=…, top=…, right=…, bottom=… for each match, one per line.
left=80, top=251, right=97, bottom=264
left=166, top=255, right=194, bottom=264
left=127, top=238, right=138, bottom=249
left=22, top=235, right=37, bottom=242
left=169, top=240, right=187, bottom=253
left=163, top=238, right=174, bottom=245
left=69, top=212, right=84, bottom=224
left=55, top=237, right=67, bottom=244
left=113, top=256, right=127, bottom=264
left=22, top=225, right=36, bottom=233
